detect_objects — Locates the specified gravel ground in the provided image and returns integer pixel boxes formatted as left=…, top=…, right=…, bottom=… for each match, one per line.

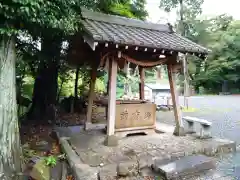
left=157, top=95, right=240, bottom=178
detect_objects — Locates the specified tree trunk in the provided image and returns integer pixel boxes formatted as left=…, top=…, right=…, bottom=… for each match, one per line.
left=0, top=36, right=22, bottom=179
left=195, top=85, right=200, bottom=94
left=179, top=0, right=190, bottom=107
left=74, top=67, right=80, bottom=112
left=29, top=65, right=58, bottom=121
left=57, top=78, right=64, bottom=102
left=179, top=0, right=184, bottom=36
left=28, top=36, right=61, bottom=121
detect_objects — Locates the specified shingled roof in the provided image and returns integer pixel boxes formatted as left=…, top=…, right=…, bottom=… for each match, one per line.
left=80, top=8, right=210, bottom=56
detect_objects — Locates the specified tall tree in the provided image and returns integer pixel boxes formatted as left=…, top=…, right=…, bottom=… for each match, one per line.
left=159, top=0, right=204, bottom=99
left=202, top=18, right=240, bottom=92
left=159, top=0, right=204, bottom=34
left=26, top=0, right=90, bottom=120
left=0, top=0, right=89, bottom=178
left=177, top=14, right=240, bottom=94
left=0, top=35, right=22, bottom=180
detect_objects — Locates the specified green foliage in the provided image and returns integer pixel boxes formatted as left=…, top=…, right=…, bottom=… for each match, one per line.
left=159, top=0, right=240, bottom=93
left=0, top=0, right=96, bottom=37
left=117, top=88, right=124, bottom=98
left=159, top=0, right=203, bottom=18
left=185, top=17, right=240, bottom=93
left=44, top=156, right=57, bottom=167
left=95, top=0, right=148, bottom=19
left=159, top=0, right=203, bottom=35
left=131, top=0, right=148, bottom=20
left=110, top=2, right=135, bottom=18
left=8, top=0, right=149, bottom=105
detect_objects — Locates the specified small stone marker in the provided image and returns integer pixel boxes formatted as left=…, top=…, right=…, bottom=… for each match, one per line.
left=153, top=155, right=216, bottom=179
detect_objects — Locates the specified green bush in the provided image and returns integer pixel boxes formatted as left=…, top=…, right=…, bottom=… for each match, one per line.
left=230, top=88, right=240, bottom=94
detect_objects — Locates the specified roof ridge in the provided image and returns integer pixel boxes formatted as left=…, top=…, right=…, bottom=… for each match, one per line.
left=81, top=7, right=173, bottom=32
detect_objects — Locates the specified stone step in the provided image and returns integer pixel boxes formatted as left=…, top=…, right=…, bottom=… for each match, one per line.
left=153, top=155, right=216, bottom=180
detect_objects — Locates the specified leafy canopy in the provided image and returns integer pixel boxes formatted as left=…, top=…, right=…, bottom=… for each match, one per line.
left=0, top=0, right=95, bottom=36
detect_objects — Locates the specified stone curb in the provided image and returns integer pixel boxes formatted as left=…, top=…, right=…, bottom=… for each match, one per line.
left=59, top=137, right=98, bottom=180
left=61, top=162, right=67, bottom=180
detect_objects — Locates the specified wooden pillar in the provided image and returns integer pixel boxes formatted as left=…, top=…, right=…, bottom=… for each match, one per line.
left=139, top=66, right=145, bottom=100
left=104, top=57, right=118, bottom=146
left=106, top=57, right=117, bottom=136
left=85, top=66, right=97, bottom=130
left=105, top=80, right=109, bottom=120
left=167, top=64, right=185, bottom=136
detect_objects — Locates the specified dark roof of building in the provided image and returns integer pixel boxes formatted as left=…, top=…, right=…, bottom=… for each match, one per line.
left=80, top=8, right=210, bottom=56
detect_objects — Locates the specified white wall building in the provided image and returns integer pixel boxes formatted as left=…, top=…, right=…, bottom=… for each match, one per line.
left=144, top=83, right=173, bottom=106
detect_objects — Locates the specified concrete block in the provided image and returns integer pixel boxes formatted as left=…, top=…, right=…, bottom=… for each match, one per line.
left=199, top=124, right=212, bottom=139
left=184, top=120, right=195, bottom=134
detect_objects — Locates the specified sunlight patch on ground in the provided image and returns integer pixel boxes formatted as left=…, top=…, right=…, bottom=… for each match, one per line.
left=181, top=107, right=198, bottom=112
left=181, top=107, right=231, bottom=113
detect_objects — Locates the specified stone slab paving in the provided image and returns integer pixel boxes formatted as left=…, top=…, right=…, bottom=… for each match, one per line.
left=69, top=130, right=234, bottom=167
left=55, top=125, right=236, bottom=180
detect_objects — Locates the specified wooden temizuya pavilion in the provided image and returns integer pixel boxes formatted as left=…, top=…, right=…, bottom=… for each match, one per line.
left=68, top=8, right=210, bottom=145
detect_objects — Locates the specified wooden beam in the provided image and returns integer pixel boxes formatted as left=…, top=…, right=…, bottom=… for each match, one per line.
left=167, top=64, right=185, bottom=136
left=82, top=35, right=98, bottom=51
left=139, top=67, right=145, bottom=100
left=107, top=57, right=118, bottom=136
left=85, top=66, right=97, bottom=130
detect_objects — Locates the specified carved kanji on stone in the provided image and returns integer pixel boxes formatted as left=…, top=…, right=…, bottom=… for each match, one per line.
left=144, top=112, right=151, bottom=120
left=131, top=110, right=141, bottom=121
left=120, top=109, right=128, bottom=121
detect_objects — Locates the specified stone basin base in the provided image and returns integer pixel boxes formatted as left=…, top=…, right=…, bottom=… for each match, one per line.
left=55, top=125, right=236, bottom=180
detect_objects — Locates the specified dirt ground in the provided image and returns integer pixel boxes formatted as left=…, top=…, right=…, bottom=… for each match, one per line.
left=20, top=113, right=86, bottom=180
